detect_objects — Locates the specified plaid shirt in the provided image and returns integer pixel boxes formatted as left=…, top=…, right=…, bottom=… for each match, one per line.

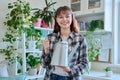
left=41, top=31, right=88, bottom=80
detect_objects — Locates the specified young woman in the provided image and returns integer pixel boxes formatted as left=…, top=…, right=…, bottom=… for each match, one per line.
left=41, top=6, right=88, bottom=80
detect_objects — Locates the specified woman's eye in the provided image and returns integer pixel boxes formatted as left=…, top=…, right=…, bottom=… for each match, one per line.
left=66, top=16, right=70, bottom=18
left=57, top=16, right=63, bottom=18
left=59, top=17, right=63, bottom=18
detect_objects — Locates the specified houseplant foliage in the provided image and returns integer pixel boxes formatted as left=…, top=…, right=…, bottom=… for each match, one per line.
left=104, top=67, right=113, bottom=77
left=104, top=67, right=112, bottom=72
left=26, top=54, right=40, bottom=75
left=0, top=0, right=31, bottom=64
left=88, top=20, right=104, bottom=31
left=26, top=54, right=40, bottom=68
left=31, top=0, right=56, bottom=27
left=86, top=34, right=101, bottom=62
left=85, top=27, right=102, bottom=73
left=0, top=0, right=40, bottom=65
left=86, top=20, right=103, bottom=62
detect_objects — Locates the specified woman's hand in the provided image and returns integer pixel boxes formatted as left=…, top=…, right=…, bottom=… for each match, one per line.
left=59, top=66, right=71, bottom=72
left=43, top=39, right=50, bottom=54
left=72, top=15, right=80, bottom=33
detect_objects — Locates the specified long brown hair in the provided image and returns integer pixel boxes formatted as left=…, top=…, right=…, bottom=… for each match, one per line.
left=53, top=6, right=80, bottom=33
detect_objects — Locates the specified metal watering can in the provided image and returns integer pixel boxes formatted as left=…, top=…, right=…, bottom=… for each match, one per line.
left=50, top=41, right=69, bottom=66
left=51, top=41, right=79, bottom=67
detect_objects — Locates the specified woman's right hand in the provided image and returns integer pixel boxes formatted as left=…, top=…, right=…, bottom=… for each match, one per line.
left=43, top=39, right=50, bottom=54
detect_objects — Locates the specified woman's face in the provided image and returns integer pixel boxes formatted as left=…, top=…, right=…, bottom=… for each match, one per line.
left=56, top=11, right=72, bottom=30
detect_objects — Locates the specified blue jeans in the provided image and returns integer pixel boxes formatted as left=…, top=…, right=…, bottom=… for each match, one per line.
left=50, top=73, right=72, bottom=80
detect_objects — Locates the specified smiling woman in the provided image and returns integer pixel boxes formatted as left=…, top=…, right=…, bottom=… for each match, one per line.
left=41, top=6, right=88, bottom=80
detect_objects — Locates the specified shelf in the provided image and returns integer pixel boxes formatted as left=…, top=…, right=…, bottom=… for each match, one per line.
left=71, top=1, right=80, bottom=5
left=80, top=30, right=111, bottom=35
left=75, top=11, right=104, bottom=17
left=26, top=49, right=42, bottom=53
left=34, top=27, right=53, bottom=31
left=26, top=75, right=44, bottom=80
left=23, top=25, right=53, bottom=31
left=21, top=24, right=51, bottom=80
left=82, top=71, right=120, bottom=80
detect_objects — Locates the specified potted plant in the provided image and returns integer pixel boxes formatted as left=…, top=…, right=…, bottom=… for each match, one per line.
left=85, top=31, right=102, bottom=73
left=104, top=67, right=113, bottom=77
left=88, top=20, right=104, bottom=31
left=0, top=0, right=32, bottom=64
left=25, top=26, right=41, bottom=50
left=87, top=35, right=101, bottom=62
left=31, top=0, right=56, bottom=28
left=26, top=54, right=40, bottom=75
left=1, top=0, right=41, bottom=65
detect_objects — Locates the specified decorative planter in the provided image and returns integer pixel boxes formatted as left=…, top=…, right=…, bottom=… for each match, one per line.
left=105, top=71, right=113, bottom=77
left=41, top=20, right=49, bottom=28
left=33, top=18, right=42, bottom=27
left=7, top=63, right=17, bottom=75
left=28, top=68, right=37, bottom=75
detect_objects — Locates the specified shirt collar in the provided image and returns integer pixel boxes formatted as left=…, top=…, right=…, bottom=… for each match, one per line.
left=56, top=31, right=75, bottom=40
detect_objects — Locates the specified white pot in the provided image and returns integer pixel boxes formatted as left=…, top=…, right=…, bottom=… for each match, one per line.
left=28, top=41, right=36, bottom=50
left=28, top=68, right=37, bottom=75
left=105, top=71, right=113, bottom=77
left=7, top=63, right=17, bottom=75
left=88, top=62, right=92, bottom=70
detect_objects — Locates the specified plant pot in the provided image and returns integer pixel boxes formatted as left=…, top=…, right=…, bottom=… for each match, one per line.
left=41, top=20, right=49, bottom=28
left=36, top=63, right=40, bottom=72
left=33, top=18, right=42, bottom=27
left=7, top=63, right=17, bottom=75
left=28, top=41, right=36, bottom=50
left=105, top=71, right=113, bottom=77
left=88, top=62, right=92, bottom=70
left=28, top=68, right=37, bottom=75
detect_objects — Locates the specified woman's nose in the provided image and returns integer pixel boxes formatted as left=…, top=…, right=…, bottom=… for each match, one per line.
left=62, top=17, right=67, bottom=21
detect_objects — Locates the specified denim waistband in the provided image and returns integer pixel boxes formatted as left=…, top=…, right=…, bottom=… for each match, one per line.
left=50, top=73, right=72, bottom=80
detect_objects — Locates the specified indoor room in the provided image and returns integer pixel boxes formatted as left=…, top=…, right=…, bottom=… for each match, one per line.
left=0, top=0, right=120, bottom=80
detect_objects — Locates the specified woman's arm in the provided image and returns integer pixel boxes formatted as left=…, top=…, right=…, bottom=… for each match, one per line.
left=69, top=37, right=88, bottom=76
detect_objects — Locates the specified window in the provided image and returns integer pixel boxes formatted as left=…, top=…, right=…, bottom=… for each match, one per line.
left=112, top=0, right=120, bottom=64
left=118, top=2, right=120, bottom=64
